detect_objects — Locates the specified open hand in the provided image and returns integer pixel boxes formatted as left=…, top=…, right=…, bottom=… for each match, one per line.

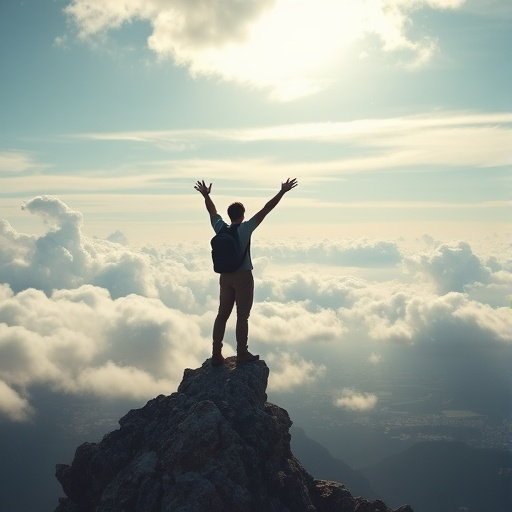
left=281, top=178, right=298, bottom=193
left=194, top=180, right=212, bottom=196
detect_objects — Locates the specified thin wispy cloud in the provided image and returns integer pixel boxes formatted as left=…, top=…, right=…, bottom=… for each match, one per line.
left=0, top=110, right=492, bottom=226
left=69, top=111, right=512, bottom=175
left=75, top=111, right=512, bottom=144
left=0, top=151, right=50, bottom=174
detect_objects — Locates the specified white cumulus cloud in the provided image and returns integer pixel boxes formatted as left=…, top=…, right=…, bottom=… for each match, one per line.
left=267, top=351, right=326, bottom=392
left=63, top=0, right=465, bottom=100
left=0, top=380, right=34, bottom=422
left=405, top=241, right=493, bottom=294
left=369, top=352, right=381, bottom=364
left=0, top=196, right=510, bottom=423
left=344, top=288, right=511, bottom=345
left=335, top=388, right=378, bottom=411
left=0, top=284, right=207, bottom=409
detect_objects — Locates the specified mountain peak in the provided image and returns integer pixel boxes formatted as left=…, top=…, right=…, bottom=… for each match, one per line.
left=55, top=358, right=413, bottom=512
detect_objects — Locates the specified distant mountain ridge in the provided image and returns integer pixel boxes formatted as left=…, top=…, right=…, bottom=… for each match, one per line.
left=360, top=440, right=512, bottom=512
left=290, top=426, right=378, bottom=500
left=54, top=358, right=413, bottom=512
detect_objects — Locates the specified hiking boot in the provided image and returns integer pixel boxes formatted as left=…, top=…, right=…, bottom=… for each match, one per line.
left=236, top=351, right=259, bottom=364
left=211, top=354, right=225, bottom=367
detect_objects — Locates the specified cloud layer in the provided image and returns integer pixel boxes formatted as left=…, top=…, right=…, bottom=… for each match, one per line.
left=0, top=196, right=510, bottom=422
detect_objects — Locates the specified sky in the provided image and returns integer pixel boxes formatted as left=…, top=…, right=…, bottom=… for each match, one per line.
left=0, top=0, right=511, bottom=498
left=1, top=0, right=510, bottom=243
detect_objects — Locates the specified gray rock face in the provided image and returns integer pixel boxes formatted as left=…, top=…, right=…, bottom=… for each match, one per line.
left=55, top=358, right=413, bottom=512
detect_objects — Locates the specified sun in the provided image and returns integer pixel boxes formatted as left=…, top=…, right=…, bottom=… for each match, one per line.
left=182, top=0, right=368, bottom=101
left=66, top=0, right=463, bottom=101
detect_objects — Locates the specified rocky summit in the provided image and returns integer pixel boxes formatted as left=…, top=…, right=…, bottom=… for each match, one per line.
left=55, top=358, right=413, bottom=512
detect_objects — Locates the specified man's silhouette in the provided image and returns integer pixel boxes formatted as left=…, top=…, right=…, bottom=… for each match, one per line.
left=195, top=178, right=298, bottom=366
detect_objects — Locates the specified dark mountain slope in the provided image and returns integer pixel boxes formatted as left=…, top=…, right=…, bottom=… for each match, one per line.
left=54, top=358, right=413, bottom=512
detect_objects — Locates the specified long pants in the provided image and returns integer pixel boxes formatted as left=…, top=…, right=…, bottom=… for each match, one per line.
left=212, top=270, right=254, bottom=355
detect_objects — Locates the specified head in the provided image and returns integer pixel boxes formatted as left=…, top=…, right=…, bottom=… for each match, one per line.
left=227, top=202, right=245, bottom=223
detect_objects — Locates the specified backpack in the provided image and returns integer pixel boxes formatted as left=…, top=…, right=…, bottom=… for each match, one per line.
left=210, top=224, right=249, bottom=273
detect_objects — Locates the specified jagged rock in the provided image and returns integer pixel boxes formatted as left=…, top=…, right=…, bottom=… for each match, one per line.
left=55, top=358, right=413, bottom=512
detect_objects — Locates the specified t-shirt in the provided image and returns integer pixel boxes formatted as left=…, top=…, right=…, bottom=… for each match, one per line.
left=210, top=214, right=257, bottom=271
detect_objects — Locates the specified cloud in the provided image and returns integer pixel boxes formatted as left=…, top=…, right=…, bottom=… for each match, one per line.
left=405, top=241, right=493, bottom=294
left=74, top=361, right=176, bottom=400
left=334, top=388, right=378, bottom=411
left=1, top=196, right=207, bottom=308
left=346, top=289, right=417, bottom=343
left=267, top=351, right=326, bottom=392
left=73, top=111, right=512, bottom=160
left=256, top=239, right=403, bottom=268
left=465, top=274, right=512, bottom=308
left=0, top=151, right=47, bottom=174
left=346, top=289, right=511, bottom=345
left=369, top=352, right=381, bottom=364
left=21, top=195, right=83, bottom=231
left=106, top=230, right=129, bottom=245
left=0, top=380, right=34, bottom=422
left=251, top=301, right=346, bottom=344
left=0, top=284, right=207, bottom=406
left=255, top=272, right=370, bottom=314
left=71, top=112, right=512, bottom=180
left=76, top=111, right=512, bottom=145
left=65, top=0, right=274, bottom=45
left=0, top=196, right=510, bottom=423
left=63, top=0, right=465, bottom=100
left=4, top=113, right=510, bottom=216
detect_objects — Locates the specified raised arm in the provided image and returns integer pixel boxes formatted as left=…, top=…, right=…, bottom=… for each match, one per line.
left=252, top=178, right=298, bottom=227
left=194, top=180, right=217, bottom=217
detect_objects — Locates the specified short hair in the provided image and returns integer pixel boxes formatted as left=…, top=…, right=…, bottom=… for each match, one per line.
left=227, top=202, right=245, bottom=221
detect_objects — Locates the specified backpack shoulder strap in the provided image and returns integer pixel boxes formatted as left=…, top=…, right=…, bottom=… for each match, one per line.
left=231, top=223, right=250, bottom=261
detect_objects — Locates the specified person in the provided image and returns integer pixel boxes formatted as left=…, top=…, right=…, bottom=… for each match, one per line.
left=194, top=178, right=298, bottom=366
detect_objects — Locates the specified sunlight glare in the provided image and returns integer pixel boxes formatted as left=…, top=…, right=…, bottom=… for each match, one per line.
left=193, top=0, right=366, bottom=100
